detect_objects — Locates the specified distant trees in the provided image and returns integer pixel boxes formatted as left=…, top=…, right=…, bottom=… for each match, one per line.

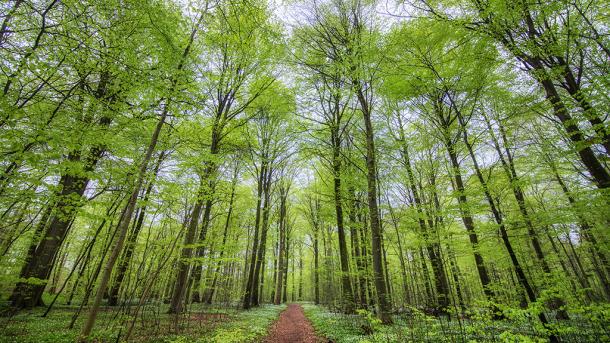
left=168, top=0, right=278, bottom=313
left=242, top=85, right=295, bottom=309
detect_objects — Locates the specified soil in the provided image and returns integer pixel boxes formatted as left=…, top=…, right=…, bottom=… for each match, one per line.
left=263, top=304, right=323, bottom=343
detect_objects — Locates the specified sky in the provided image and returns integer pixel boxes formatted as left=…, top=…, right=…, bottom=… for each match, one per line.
left=269, top=0, right=412, bottom=34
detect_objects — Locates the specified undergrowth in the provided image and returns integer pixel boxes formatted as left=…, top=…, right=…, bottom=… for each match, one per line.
left=0, top=302, right=285, bottom=343
left=302, top=302, right=610, bottom=343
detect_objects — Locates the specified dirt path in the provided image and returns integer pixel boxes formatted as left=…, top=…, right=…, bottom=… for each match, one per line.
left=263, top=304, right=322, bottom=343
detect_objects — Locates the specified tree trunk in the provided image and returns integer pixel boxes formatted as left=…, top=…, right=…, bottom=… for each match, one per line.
left=108, top=151, right=166, bottom=306
left=206, top=167, right=239, bottom=304
left=445, top=140, right=493, bottom=300
left=459, top=113, right=555, bottom=331
left=77, top=15, right=203, bottom=338
left=534, top=66, right=610, bottom=189
left=387, top=202, right=409, bottom=306
left=243, top=160, right=267, bottom=309
left=485, top=114, right=553, bottom=275
left=396, top=120, right=450, bottom=313
left=274, top=184, right=288, bottom=305
left=349, top=191, right=368, bottom=308
left=168, top=189, right=204, bottom=314
left=331, top=139, right=355, bottom=313
left=355, top=84, right=392, bottom=324
left=312, top=205, right=321, bottom=305
left=549, top=162, right=610, bottom=299
left=11, top=116, right=111, bottom=309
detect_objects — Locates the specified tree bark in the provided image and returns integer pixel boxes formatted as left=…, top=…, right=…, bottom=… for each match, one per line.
left=77, top=14, right=203, bottom=339
left=243, top=160, right=267, bottom=309
left=459, top=113, right=555, bottom=330
left=331, top=137, right=355, bottom=312
left=251, top=166, right=272, bottom=306
left=10, top=114, right=111, bottom=310
left=206, top=166, right=239, bottom=304
left=354, top=83, right=392, bottom=323
left=108, top=151, right=166, bottom=306
left=274, top=184, right=288, bottom=305
left=445, top=139, right=493, bottom=300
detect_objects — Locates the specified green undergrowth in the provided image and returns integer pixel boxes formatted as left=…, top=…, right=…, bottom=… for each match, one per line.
left=0, top=301, right=285, bottom=343
left=169, top=304, right=286, bottom=343
left=302, top=303, right=610, bottom=343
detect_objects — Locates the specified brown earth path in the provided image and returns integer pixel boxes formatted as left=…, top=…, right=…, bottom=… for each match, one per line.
left=263, top=303, right=324, bottom=343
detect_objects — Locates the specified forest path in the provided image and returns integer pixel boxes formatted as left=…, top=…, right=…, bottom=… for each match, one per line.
left=263, top=304, right=322, bottom=343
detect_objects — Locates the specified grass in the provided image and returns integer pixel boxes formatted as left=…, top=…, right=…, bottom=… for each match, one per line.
left=197, top=304, right=286, bottom=343
left=0, top=301, right=286, bottom=343
left=302, top=303, right=610, bottom=343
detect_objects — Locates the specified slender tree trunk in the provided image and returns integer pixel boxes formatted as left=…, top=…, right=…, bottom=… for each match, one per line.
left=42, top=194, right=123, bottom=316
left=360, top=214, right=374, bottom=308
left=331, top=139, right=355, bottom=312
left=419, top=248, right=434, bottom=306
left=322, top=223, right=333, bottom=304
left=298, top=247, right=303, bottom=300
left=270, top=237, right=278, bottom=303
left=382, top=237, right=393, bottom=306
left=446, top=244, right=465, bottom=312
left=49, top=242, right=69, bottom=294
left=283, top=224, right=290, bottom=304
left=243, top=161, right=267, bottom=309
left=349, top=191, right=368, bottom=308
left=189, top=161, right=217, bottom=302
left=485, top=114, right=553, bottom=274
left=274, top=185, right=288, bottom=305
left=168, top=186, right=204, bottom=314
left=69, top=208, right=123, bottom=329
left=459, top=114, right=555, bottom=332
left=387, top=203, right=409, bottom=307
left=396, top=120, right=450, bottom=313
left=354, top=83, right=392, bottom=323
left=108, top=151, right=166, bottom=306
left=445, top=139, right=493, bottom=300
left=246, top=155, right=273, bottom=308
left=206, top=167, right=238, bottom=304
left=313, top=224, right=320, bottom=305
left=251, top=175, right=271, bottom=307
left=549, top=162, right=610, bottom=299
left=77, top=15, right=203, bottom=339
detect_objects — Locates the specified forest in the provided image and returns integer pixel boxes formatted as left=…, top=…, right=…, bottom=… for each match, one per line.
left=0, top=0, right=609, bottom=342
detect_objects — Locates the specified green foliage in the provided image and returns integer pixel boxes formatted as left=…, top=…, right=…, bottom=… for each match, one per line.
left=0, top=308, right=122, bottom=343
left=303, top=303, right=608, bottom=342
left=355, top=309, right=382, bottom=334
left=302, top=304, right=364, bottom=342
left=0, top=305, right=286, bottom=343
left=206, top=305, right=285, bottom=343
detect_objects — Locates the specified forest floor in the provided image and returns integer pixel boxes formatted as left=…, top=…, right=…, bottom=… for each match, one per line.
left=301, top=303, right=609, bottom=342
left=0, top=300, right=286, bottom=343
left=1, top=301, right=608, bottom=342
left=263, top=304, right=322, bottom=343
